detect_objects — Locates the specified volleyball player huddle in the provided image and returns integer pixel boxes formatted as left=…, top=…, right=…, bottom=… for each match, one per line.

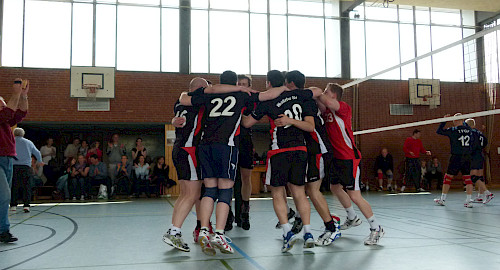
left=164, top=70, right=384, bottom=255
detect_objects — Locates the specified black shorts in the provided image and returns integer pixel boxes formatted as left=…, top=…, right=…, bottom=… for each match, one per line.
left=447, top=154, right=471, bottom=176
left=172, top=146, right=200, bottom=181
left=470, top=152, right=484, bottom=170
left=405, top=158, right=421, bottom=181
left=238, top=133, right=254, bottom=169
left=266, top=149, right=307, bottom=187
left=306, top=152, right=327, bottom=183
left=198, top=143, right=239, bottom=180
left=329, top=158, right=361, bottom=191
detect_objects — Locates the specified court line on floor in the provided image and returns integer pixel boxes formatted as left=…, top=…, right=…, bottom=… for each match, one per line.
left=165, top=197, right=267, bottom=270
left=9, top=204, right=59, bottom=229
left=2, top=210, right=79, bottom=270
left=220, top=259, right=233, bottom=270
left=0, top=223, right=56, bottom=253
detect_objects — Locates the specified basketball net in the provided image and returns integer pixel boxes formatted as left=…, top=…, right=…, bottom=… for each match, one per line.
left=82, top=84, right=100, bottom=101
left=422, top=94, right=441, bottom=109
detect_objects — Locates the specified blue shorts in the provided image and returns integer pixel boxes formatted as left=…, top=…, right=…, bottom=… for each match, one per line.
left=198, top=143, right=239, bottom=180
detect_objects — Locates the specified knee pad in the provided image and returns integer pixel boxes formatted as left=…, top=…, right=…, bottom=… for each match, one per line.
left=217, top=188, right=233, bottom=206
left=463, top=175, right=473, bottom=185
left=443, top=174, right=453, bottom=185
left=203, top=187, right=218, bottom=201
left=471, top=175, right=479, bottom=184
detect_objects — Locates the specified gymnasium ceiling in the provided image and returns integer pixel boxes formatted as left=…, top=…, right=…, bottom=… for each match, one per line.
left=342, top=0, right=500, bottom=12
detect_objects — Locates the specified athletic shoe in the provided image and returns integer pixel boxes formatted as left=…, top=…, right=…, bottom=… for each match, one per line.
left=9, top=206, right=16, bottom=212
left=72, top=197, right=77, bottom=201
left=418, top=188, right=426, bottom=192
left=193, top=227, right=200, bottom=243
left=23, top=207, right=30, bottom=213
left=241, top=203, right=250, bottom=230
left=225, top=210, right=234, bottom=232
left=80, top=195, right=85, bottom=201
left=400, top=186, right=406, bottom=193
left=387, top=186, right=393, bottom=192
left=434, top=198, right=445, bottom=206
left=315, top=228, right=341, bottom=246
left=303, top=233, right=315, bottom=248
left=291, top=217, right=303, bottom=234
left=163, top=230, right=190, bottom=252
left=198, top=229, right=216, bottom=256
left=0, top=231, right=18, bottom=243
left=464, top=201, right=473, bottom=208
left=276, top=208, right=295, bottom=229
left=281, top=231, right=299, bottom=253
left=210, top=233, right=234, bottom=254
left=378, top=186, right=383, bottom=192
left=472, top=196, right=484, bottom=203
left=340, top=217, right=362, bottom=230
left=364, top=226, right=385, bottom=245
left=484, top=193, right=495, bottom=204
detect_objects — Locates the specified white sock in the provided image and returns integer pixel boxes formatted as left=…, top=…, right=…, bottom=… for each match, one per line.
left=345, top=206, right=357, bottom=220
left=303, top=224, right=311, bottom=234
left=367, top=216, right=380, bottom=231
left=170, top=225, right=182, bottom=235
left=441, top=193, right=447, bottom=201
left=466, top=195, right=472, bottom=202
left=282, top=223, right=292, bottom=236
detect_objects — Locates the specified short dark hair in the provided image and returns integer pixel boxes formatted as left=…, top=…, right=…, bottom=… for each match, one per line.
left=90, top=154, right=99, bottom=160
left=326, top=83, right=343, bottom=101
left=267, top=70, right=285, bottom=87
left=220, top=70, right=238, bottom=85
left=121, top=155, right=128, bottom=158
left=413, top=129, right=420, bottom=135
left=237, top=75, right=252, bottom=86
left=285, top=70, right=305, bottom=89
left=136, top=137, right=142, bottom=142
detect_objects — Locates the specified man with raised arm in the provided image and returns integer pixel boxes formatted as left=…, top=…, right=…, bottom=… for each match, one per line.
left=317, top=83, right=384, bottom=246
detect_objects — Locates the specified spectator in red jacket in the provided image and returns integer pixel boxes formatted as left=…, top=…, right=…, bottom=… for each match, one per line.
left=402, top=129, right=431, bottom=192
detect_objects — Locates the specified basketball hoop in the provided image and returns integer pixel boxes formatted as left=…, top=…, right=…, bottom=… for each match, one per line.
left=82, top=84, right=101, bottom=101
left=423, top=94, right=441, bottom=109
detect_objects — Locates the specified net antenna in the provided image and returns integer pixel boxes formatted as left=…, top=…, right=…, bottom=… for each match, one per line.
left=82, top=84, right=101, bottom=101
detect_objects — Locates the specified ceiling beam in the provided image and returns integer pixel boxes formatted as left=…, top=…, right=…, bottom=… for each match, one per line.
left=341, top=0, right=365, bottom=14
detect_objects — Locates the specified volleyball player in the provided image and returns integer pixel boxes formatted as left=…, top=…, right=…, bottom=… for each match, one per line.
left=317, top=83, right=384, bottom=245
left=465, top=119, right=494, bottom=204
left=434, top=114, right=474, bottom=208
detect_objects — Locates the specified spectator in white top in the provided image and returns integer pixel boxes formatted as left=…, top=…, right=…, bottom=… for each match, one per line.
left=10, top=128, right=43, bottom=213
left=40, top=138, right=56, bottom=164
left=78, top=140, right=89, bottom=157
left=64, top=138, right=80, bottom=163
left=133, top=156, right=150, bottom=197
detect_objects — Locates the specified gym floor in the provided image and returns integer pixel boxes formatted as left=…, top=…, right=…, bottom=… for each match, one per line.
left=1, top=191, right=499, bottom=270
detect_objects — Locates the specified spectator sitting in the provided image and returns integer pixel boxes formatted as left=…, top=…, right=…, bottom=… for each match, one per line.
left=53, top=157, right=76, bottom=200
left=106, top=134, right=126, bottom=185
left=64, top=138, right=80, bottom=163
left=150, top=156, right=175, bottom=197
left=132, top=137, right=147, bottom=165
left=31, top=156, right=46, bottom=187
left=375, top=148, right=394, bottom=192
left=70, top=155, right=89, bottom=201
left=425, top=157, right=443, bottom=190
left=114, top=155, right=132, bottom=196
left=133, top=156, right=150, bottom=197
left=88, top=154, right=110, bottom=199
left=79, top=140, right=89, bottom=157
left=11, top=128, right=43, bottom=213
left=252, top=148, right=261, bottom=162
left=86, top=141, right=103, bottom=163
left=43, top=159, right=61, bottom=186
left=40, top=137, right=56, bottom=165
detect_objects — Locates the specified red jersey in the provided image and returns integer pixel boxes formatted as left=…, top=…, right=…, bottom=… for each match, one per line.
left=403, top=137, right=426, bottom=158
left=322, top=102, right=361, bottom=160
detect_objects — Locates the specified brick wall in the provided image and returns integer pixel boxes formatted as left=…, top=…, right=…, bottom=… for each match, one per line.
left=1, top=67, right=498, bottom=186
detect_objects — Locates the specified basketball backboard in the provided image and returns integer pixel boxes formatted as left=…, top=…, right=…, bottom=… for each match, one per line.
left=70, top=66, right=115, bottom=98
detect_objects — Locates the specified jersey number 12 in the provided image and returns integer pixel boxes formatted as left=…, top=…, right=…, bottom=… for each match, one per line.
left=458, top=135, right=470, bottom=147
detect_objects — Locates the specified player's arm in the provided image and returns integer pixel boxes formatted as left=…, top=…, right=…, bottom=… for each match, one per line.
left=317, top=92, right=340, bottom=112
left=257, top=86, right=288, bottom=101
left=308, top=87, right=327, bottom=112
left=436, top=114, right=452, bottom=136
left=205, top=84, right=256, bottom=95
left=242, top=115, right=259, bottom=128
left=274, top=115, right=315, bottom=132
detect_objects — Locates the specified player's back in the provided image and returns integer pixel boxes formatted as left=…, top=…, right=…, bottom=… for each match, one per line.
left=253, top=89, right=314, bottom=150
left=437, top=124, right=473, bottom=155
left=470, top=128, right=487, bottom=154
left=173, top=90, right=205, bottom=148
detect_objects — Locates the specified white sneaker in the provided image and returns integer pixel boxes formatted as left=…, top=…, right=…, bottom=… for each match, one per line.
left=400, top=186, right=406, bottom=192
left=80, top=195, right=85, bottom=201
left=472, top=196, right=484, bottom=203
left=210, top=233, right=234, bottom=254
left=315, top=229, right=341, bottom=246
left=340, top=217, right=362, bottom=230
left=163, top=230, right=190, bottom=252
left=198, top=229, right=216, bottom=256
left=484, top=193, right=494, bottom=204
left=434, top=198, right=445, bottom=206
left=418, top=188, right=426, bottom=192
left=9, top=206, right=16, bottom=212
left=364, top=227, right=385, bottom=245
left=23, top=207, right=30, bottom=213
left=72, top=197, right=77, bottom=201
left=464, top=201, right=473, bottom=208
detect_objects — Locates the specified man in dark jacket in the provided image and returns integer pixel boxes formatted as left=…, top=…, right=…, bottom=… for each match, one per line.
left=375, top=148, right=394, bottom=191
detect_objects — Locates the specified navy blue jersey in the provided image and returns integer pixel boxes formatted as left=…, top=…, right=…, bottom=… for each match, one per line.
left=470, top=128, right=488, bottom=154
left=436, top=122, right=473, bottom=155
left=252, top=89, right=315, bottom=150
left=303, top=99, right=334, bottom=155
left=191, top=91, right=260, bottom=147
left=173, top=87, right=205, bottom=148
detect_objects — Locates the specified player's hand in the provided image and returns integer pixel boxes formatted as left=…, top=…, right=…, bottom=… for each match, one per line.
left=172, top=117, right=186, bottom=128
left=444, top=114, right=451, bottom=118
left=409, top=151, right=415, bottom=157
left=22, top=80, right=30, bottom=95
left=426, top=151, right=432, bottom=156
left=108, top=142, right=113, bottom=148
left=13, top=78, right=23, bottom=94
left=275, top=114, right=294, bottom=127
left=239, top=86, right=258, bottom=95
